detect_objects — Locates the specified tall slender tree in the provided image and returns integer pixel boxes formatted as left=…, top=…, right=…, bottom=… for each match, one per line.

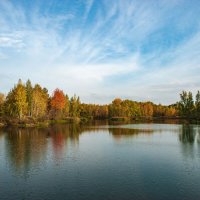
left=0, top=93, right=5, bottom=117
left=26, top=79, right=33, bottom=117
left=64, top=94, right=70, bottom=117
left=195, top=90, right=200, bottom=117
left=70, top=95, right=81, bottom=117
left=32, top=84, right=48, bottom=118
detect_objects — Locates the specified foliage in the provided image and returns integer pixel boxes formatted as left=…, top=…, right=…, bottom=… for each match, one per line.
left=195, top=91, right=200, bottom=117
left=51, top=89, right=65, bottom=111
left=50, top=89, right=66, bottom=119
left=178, top=91, right=194, bottom=117
left=1, top=79, right=200, bottom=122
left=4, top=79, right=28, bottom=119
left=0, top=93, right=5, bottom=117
left=32, top=84, right=48, bottom=118
left=26, top=79, right=33, bottom=116
left=70, top=95, right=80, bottom=117
left=64, top=95, right=70, bottom=116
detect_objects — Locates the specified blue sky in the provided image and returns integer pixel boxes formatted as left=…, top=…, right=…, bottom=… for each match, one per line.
left=0, top=0, right=200, bottom=104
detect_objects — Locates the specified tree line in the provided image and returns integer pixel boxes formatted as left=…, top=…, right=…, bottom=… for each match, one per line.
left=0, top=79, right=199, bottom=124
left=0, top=79, right=81, bottom=121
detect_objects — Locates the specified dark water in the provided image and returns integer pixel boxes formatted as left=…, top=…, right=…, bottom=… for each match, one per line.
left=1, top=122, right=200, bottom=200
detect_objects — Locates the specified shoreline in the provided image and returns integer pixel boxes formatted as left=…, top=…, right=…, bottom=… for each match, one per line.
left=0, top=116, right=200, bottom=128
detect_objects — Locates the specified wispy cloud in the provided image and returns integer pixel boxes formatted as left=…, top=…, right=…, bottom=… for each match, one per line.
left=0, top=0, right=200, bottom=104
left=0, top=33, right=25, bottom=50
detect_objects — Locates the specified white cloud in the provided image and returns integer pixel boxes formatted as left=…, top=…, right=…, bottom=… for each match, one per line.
left=0, top=35, right=25, bottom=49
left=0, top=0, right=200, bottom=104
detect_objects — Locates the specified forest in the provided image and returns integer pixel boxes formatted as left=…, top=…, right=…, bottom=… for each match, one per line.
left=0, top=79, right=199, bottom=127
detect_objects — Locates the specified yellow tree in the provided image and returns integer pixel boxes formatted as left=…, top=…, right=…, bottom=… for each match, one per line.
left=32, top=84, right=48, bottom=118
left=5, top=79, right=28, bottom=119
left=141, top=102, right=153, bottom=117
left=0, top=93, right=5, bottom=116
left=109, top=98, right=122, bottom=117
left=15, top=80, right=28, bottom=119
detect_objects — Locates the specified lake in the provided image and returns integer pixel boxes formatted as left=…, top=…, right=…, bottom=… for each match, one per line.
left=0, top=122, right=200, bottom=200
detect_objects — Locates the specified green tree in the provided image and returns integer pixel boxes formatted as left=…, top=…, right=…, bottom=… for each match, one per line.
left=178, top=91, right=194, bottom=117
left=5, top=89, right=16, bottom=117
left=64, top=94, right=70, bottom=117
left=26, top=79, right=33, bottom=116
left=195, top=91, right=200, bottom=117
left=70, top=95, right=81, bottom=117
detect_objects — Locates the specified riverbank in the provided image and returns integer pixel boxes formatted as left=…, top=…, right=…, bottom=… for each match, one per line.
left=1, top=116, right=200, bottom=128
left=0, top=117, right=83, bottom=128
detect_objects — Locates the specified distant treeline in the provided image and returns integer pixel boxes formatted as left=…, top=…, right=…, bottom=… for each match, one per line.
left=0, top=79, right=199, bottom=124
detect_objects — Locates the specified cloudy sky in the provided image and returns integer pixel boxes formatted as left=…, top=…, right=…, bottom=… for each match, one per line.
left=0, top=0, right=200, bottom=104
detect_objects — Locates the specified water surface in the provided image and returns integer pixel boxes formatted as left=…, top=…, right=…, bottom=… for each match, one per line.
left=0, top=122, right=200, bottom=200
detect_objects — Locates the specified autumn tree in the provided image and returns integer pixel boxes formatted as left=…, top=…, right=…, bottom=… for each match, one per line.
left=0, top=93, right=5, bottom=117
left=26, top=79, right=33, bottom=116
left=121, top=100, right=141, bottom=117
left=80, top=104, right=94, bottom=119
left=50, top=89, right=66, bottom=118
left=32, top=84, right=48, bottom=118
left=70, top=95, right=80, bottom=117
left=95, top=105, right=109, bottom=119
left=4, top=90, right=15, bottom=117
left=64, top=95, right=70, bottom=116
left=165, top=106, right=177, bottom=117
left=5, top=78, right=200, bottom=122
left=80, top=104, right=108, bottom=119
left=140, top=102, right=153, bottom=117
left=5, top=79, right=27, bottom=119
left=153, top=104, right=164, bottom=117
left=15, top=80, right=28, bottom=119
left=153, top=104, right=177, bottom=117
left=109, top=98, right=123, bottom=117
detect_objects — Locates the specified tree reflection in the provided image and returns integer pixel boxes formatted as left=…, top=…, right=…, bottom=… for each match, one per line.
left=49, top=124, right=82, bottom=161
left=4, top=124, right=85, bottom=174
left=179, top=125, right=200, bottom=159
left=5, top=127, right=48, bottom=175
left=0, top=129, right=4, bottom=139
left=179, top=125, right=196, bottom=144
left=3, top=122, right=200, bottom=174
left=109, top=128, right=153, bottom=139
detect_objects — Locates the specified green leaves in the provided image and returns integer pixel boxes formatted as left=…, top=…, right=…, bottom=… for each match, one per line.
left=178, top=91, right=194, bottom=117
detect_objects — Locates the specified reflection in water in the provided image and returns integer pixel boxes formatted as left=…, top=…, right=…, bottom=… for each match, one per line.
left=178, top=125, right=200, bottom=160
left=1, top=122, right=200, bottom=175
left=179, top=125, right=195, bottom=143
left=49, top=124, right=81, bottom=161
left=107, top=124, right=182, bottom=141
left=109, top=128, right=153, bottom=140
left=5, top=128, right=47, bottom=175
left=3, top=124, right=84, bottom=174
left=1, top=122, right=200, bottom=200
left=0, top=130, right=4, bottom=139
left=179, top=125, right=200, bottom=144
